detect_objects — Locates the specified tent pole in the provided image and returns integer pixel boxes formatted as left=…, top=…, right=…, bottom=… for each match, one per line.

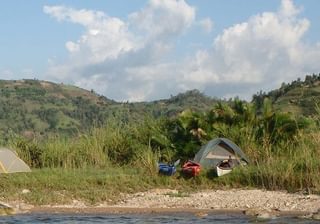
left=0, top=162, right=7, bottom=173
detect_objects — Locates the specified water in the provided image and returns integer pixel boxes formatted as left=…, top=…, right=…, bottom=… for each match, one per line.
left=0, top=213, right=318, bottom=224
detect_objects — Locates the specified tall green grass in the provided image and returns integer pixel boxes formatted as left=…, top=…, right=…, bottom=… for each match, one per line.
left=214, top=131, right=320, bottom=193
left=9, top=116, right=165, bottom=170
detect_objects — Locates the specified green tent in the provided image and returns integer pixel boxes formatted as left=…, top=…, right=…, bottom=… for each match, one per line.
left=193, top=138, right=249, bottom=169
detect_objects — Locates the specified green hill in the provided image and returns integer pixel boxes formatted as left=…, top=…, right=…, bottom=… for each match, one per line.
left=0, top=79, right=119, bottom=138
left=0, top=80, right=218, bottom=139
left=3, top=74, right=320, bottom=140
left=128, top=89, right=219, bottom=117
left=252, top=73, right=320, bottom=116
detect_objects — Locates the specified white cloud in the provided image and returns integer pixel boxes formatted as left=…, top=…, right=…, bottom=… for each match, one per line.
left=44, top=5, right=137, bottom=64
left=199, top=18, right=213, bottom=33
left=129, top=0, right=195, bottom=40
left=65, top=41, right=80, bottom=53
left=43, top=5, right=106, bottom=26
left=44, top=0, right=197, bottom=101
left=44, top=0, right=320, bottom=102
left=182, top=0, right=320, bottom=100
left=279, top=0, right=301, bottom=18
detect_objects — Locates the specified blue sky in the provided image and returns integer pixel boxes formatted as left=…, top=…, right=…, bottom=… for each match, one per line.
left=1, top=0, right=320, bottom=101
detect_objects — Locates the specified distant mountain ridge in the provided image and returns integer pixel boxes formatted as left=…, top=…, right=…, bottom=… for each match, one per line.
left=0, top=79, right=218, bottom=138
left=1, top=74, right=319, bottom=139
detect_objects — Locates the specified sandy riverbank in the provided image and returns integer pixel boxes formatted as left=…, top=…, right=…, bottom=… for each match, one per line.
left=3, top=188, right=320, bottom=218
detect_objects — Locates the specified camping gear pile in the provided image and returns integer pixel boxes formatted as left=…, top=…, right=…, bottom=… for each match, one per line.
left=158, top=138, right=249, bottom=177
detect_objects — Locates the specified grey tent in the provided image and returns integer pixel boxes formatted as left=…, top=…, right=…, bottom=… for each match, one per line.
left=0, top=148, right=31, bottom=173
left=193, top=138, right=249, bottom=169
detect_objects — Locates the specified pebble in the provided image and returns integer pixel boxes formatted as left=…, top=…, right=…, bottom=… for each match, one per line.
left=298, top=211, right=320, bottom=220
left=21, top=189, right=30, bottom=194
left=312, top=213, right=320, bottom=220
left=243, top=209, right=257, bottom=216
left=195, top=212, right=208, bottom=218
left=257, top=212, right=273, bottom=219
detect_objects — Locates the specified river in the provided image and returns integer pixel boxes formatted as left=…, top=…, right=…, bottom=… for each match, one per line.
left=0, top=213, right=318, bottom=223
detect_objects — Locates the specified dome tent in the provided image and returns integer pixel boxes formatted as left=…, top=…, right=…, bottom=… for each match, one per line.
left=193, top=138, right=249, bottom=169
left=0, top=148, right=31, bottom=173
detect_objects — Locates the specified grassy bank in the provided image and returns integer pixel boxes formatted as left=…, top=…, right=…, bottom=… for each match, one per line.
left=1, top=151, right=319, bottom=206
left=0, top=167, right=230, bottom=205
left=0, top=167, right=157, bottom=205
left=1, top=100, right=320, bottom=205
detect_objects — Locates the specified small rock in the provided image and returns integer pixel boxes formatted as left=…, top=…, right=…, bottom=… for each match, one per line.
left=17, top=202, right=34, bottom=211
left=297, top=214, right=313, bottom=219
left=290, top=205, right=297, bottom=209
left=312, top=213, right=320, bottom=220
left=260, top=210, right=280, bottom=220
left=195, top=212, right=208, bottom=218
left=22, top=189, right=30, bottom=194
left=243, top=209, right=258, bottom=216
left=244, top=209, right=279, bottom=220
left=257, top=212, right=273, bottom=220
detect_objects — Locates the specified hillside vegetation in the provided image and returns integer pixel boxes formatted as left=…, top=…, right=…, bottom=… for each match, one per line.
left=3, top=74, right=320, bottom=141
left=0, top=79, right=218, bottom=140
left=253, top=73, right=320, bottom=116
left=0, top=79, right=117, bottom=138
